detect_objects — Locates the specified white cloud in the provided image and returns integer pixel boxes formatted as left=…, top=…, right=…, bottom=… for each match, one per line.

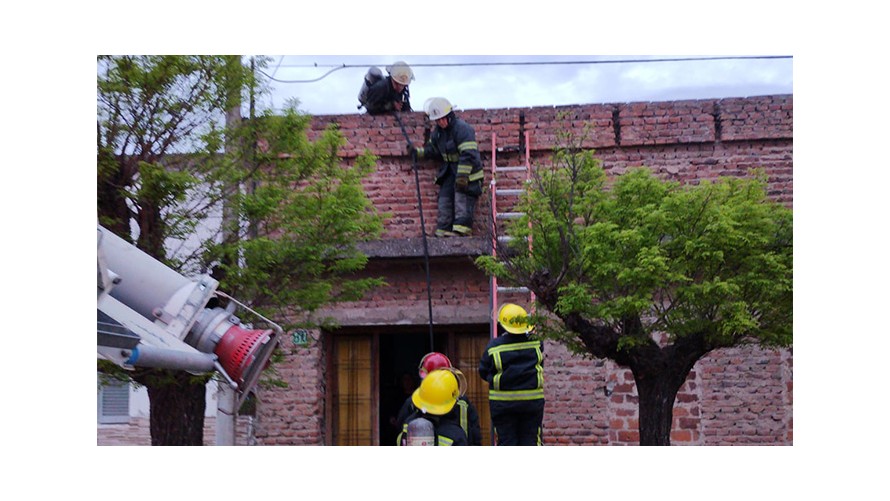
left=258, top=55, right=793, bottom=115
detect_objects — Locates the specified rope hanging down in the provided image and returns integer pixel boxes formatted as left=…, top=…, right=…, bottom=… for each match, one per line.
left=393, top=111, right=435, bottom=351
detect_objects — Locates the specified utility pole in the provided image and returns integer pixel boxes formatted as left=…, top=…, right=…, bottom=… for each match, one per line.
left=216, top=55, right=244, bottom=446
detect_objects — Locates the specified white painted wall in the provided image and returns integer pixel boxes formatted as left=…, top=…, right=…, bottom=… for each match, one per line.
left=128, top=381, right=222, bottom=418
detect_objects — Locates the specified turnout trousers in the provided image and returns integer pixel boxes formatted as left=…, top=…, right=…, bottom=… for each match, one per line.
left=436, top=164, right=479, bottom=234
left=490, top=400, right=544, bottom=446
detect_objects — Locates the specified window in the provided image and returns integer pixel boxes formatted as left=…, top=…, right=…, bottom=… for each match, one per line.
left=98, top=377, right=130, bottom=424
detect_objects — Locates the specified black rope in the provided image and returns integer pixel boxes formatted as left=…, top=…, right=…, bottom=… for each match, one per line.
left=393, top=111, right=435, bottom=351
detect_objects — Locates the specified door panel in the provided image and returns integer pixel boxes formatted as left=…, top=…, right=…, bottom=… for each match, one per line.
left=455, top=333, right=492, bottom=446
left=334, top=335, right=375, bottom=445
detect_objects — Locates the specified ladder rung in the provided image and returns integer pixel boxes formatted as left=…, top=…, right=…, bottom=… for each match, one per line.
left=496, top=189, right=523, bottom=196
left=497, top=212, right=524, bottom=220
left=497, top=235, right=531, bottom=244
left=496, top=166, right=527, bottom=173
left=497, top=286, right=530, bottom=293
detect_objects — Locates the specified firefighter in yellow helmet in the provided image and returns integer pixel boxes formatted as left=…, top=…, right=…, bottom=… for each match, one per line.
left=478, top=303, right=545, bottom=445
left=394, top=352, right=482, bottom=445
left=364, top=61, right=414, bottom=115
left=400, top=369, right=469, bottom=446
left=407, top=97, right=484, bottom=237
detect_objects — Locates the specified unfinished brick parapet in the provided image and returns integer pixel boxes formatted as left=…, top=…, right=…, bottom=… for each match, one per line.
left=308, top=95, right=791, bottom=156
left=307, top=95, right=793, bottom=240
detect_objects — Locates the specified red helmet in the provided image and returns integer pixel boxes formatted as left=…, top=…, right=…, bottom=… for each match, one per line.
left=418, top=352, right=452, bottom=379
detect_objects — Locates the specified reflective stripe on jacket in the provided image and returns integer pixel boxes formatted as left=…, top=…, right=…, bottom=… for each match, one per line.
left=397, top=398, right=473, bottom=445
left=479, top=334, right=544, bottom=402
left=417, top=116, right=483, bottom=186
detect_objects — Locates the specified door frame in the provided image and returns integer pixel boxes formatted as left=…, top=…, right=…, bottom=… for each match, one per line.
left=325, top=324, right=489, bottom=446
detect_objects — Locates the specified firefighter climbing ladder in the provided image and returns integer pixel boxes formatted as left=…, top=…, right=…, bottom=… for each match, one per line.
left=488, top=130, right=535, bottom=342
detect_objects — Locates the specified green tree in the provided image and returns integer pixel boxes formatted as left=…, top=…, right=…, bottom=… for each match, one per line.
left=206, top=106, right=386, bottom=327
left=97, top=55, right=385, bottom=445
left=476, top=125, right=792, bottom=445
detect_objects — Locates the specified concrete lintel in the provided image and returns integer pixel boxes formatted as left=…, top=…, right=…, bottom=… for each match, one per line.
left=356, top=237, right=490, bottom=259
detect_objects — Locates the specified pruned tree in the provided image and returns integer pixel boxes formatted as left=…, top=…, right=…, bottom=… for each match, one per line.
left=476, top=122, right=792, bottom=445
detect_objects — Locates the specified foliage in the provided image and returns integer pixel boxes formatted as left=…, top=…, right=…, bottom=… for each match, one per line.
left=98, top=54, right=385, bottom=332
left=477, top=135, right=792, bottom=357
left=97, top=55, right=262, bottom=263
left=476, top=120, right=792, bottom=444
left=96, top=55, right=386, bottom=443
left=203, top=103, right=387, bottom=330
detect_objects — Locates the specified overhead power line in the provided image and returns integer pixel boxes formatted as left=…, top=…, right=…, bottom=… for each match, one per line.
left=258, top=56, right=791, bottom=84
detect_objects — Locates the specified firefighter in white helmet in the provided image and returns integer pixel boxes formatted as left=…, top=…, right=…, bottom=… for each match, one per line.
left=408, top=97, right=484, bottom=237
left=479, top=303, right=545, bottom=445
left=364, top=61, right=414, bottom=115
left=399, top=369, right=469, bottom=445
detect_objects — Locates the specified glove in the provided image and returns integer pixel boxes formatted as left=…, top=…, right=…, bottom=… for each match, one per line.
left=455, top=176, right=468, bottom=193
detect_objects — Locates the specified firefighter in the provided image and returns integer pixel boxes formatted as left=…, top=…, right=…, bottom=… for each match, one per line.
left=395, top=352, right=482, bottom=445
left=479, top=303, right=545, bottom=445
left=364, top=61, right=414, bottom=115
left=408, top=97, right=484, bottom=237
left=400, top=369, right=469, bottom=446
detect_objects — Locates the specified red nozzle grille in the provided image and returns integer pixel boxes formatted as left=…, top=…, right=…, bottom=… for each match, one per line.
left=214, top=325, right=273, bottom=386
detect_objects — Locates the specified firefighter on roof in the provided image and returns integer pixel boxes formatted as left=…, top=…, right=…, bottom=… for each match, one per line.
left=479, top=303, right=545, bottom=445
left=408, top=97, right=484, bottom=237
left=363, top=61, right=414, bottom=115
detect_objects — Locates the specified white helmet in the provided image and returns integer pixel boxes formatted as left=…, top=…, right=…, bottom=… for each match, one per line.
left=424, top=97, right=453, bottom=120
left=386, top=61, right=415, bottom=86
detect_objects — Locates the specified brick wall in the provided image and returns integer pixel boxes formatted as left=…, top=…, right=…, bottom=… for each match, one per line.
left=285, top=95, right=792, bottom=446
left=100, top=95, right=793, bottom=446
left=307, top=95, right=792, bottom=241
left=97, top=416, right=257, bottom=446
left=251, top=330, right=327, bottom=445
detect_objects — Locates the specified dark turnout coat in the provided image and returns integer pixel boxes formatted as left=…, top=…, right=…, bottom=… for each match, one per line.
left=478, top=332, right=545, bottom=415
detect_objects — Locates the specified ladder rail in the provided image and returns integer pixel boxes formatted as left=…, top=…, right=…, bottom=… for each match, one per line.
left=488, top=130, right=535, bottom=447
left=490, top=130, right=535, bottom=345
left=490, top=133, right=499, bottom=341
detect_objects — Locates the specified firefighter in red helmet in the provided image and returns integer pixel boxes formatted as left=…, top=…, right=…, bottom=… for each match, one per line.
left=395, top=352, right=482, bottom=445
left=400, top=369, right=468, bottom=446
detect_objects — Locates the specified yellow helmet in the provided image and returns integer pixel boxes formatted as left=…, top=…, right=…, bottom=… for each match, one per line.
left=423, top=97, right=453, bottom=120
left=386, top=61, right=415, bottom=86
left=411, top=369, right=459, bottom=415
left=498, top=303, right=532, bottom=334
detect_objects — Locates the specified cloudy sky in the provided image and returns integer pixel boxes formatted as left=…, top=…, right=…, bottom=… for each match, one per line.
left=252, top=54, right=792, bottom=116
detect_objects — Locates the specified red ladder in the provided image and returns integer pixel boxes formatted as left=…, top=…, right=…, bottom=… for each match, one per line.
left=489, top=131, right=535, bottom=342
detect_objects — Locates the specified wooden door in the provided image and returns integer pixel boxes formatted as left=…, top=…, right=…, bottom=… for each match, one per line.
left=332, top=335, right=377, bottom=445
left=454, top=333, right=492, bottom=446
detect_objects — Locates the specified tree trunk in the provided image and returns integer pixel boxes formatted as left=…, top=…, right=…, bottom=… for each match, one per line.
left=143, top=370, right=208, bottom=446
left=634, top=376, right=675, bottom=445
left=633, top=367, right=688, bottom=446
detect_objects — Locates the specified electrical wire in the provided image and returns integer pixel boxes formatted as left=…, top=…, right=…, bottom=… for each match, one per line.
left=263, top=64, right=350, bottom=83
left=258, top=56, right=791, bottom=83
